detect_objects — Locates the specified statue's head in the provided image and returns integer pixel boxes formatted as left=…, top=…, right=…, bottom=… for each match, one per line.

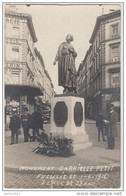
left=66, top=34, right=74, bottom=42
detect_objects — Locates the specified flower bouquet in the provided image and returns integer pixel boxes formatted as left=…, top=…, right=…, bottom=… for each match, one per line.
left=33, top=134, right=74, bottom=157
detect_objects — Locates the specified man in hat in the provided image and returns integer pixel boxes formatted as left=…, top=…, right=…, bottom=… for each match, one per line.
left=31, top=107, right=43, bottom=141
left=96, top=112, right=105, bottom=142
left=21, top=107, right=30, bottom=142
left=107, top=105, right=118, bottom=149
left=9, top=110, right=21, bottom=144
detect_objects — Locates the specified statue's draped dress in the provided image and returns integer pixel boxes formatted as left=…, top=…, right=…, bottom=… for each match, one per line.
left=55, top=42, right=77, bottom=88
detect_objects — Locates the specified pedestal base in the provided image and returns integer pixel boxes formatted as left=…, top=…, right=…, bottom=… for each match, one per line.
left=72, top=134, right=92, bottom=151
left=50, top=95, right=92, bottom=151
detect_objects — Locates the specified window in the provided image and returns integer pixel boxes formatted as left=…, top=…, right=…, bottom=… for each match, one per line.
left=99, top=52, right=101, bottom=67
left=11, top=46, right=19, bottom=61
left=12, top=26, right=20, bottom=38
left=94, top=58, right=97, bottom=72
left=11, top=72, right=20, bottom=84
left=90, top=66, right=93, bottom=78
left=12, top=47, right=19, bottom=52
left=93, top=45, right=95, bottom=55
left=110, top=44, right=120, bottom=62
left=96, top=55, right=99, bottom=70
left=110, top=72, right=120, bottom=88
left=111, top=23, right=119, bottom=38
left=99, top=34, right=100, bottom=45
left=96, top=40, right=97, bottom=51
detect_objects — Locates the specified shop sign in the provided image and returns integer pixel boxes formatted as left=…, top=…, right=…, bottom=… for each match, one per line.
left=6, top=17, right=19, bottom=25
left=5, top=62, right=21, bottom=70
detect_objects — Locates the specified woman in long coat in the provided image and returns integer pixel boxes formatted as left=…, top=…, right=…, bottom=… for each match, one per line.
left=107, top=106, right=118, bottom=149
left=53, top=34, right=77, bottom=94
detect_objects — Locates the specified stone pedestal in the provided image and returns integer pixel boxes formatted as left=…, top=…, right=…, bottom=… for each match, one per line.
left=50, top=94, right=92, bottom=151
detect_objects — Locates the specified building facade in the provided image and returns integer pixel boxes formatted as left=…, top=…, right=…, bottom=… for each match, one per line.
left=78, top=10, right=120, bottom=120
left=4, top=6, right=54, bottom=125
left=33, top=48, right=55, bottom=105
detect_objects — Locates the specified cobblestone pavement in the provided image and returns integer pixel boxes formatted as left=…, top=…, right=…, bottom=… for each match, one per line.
left=4, top=171, right=120, bottom=189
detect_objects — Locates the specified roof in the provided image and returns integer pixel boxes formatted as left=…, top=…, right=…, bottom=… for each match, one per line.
left=89, top=10, right=121, bottom=44
left=5, top=11, right=38, bottom=43
left=34, top=47, right=45, bottom=69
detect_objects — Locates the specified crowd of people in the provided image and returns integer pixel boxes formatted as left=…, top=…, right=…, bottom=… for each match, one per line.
left=96, top=104, right=118, bottom=150
left=9, top=104, right=118, bottom=150
left=9, top=107, right=43, bottom=145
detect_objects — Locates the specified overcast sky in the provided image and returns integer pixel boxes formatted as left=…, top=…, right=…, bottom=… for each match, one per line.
left=13, top=3, right=120, bottom=93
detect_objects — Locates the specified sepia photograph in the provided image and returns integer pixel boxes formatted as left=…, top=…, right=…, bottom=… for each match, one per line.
left=2, top=0, right=124, bottom=194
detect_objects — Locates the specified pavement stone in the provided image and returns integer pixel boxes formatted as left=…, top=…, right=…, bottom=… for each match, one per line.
left=4, top=171, right=120, bottom=189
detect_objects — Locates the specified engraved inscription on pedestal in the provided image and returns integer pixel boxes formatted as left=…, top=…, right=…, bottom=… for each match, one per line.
left=54, top=101, right=68, bottom=127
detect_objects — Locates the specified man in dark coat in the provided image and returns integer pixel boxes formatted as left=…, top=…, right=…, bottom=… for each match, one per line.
left=21, top=107, right=30, bottom=142
left=96, top=113, right=105, bottom=142
left=9, top=110, right=21, bottom=144
left=107, top=105, right=118, bottom=149
left=31, top=107, right=43, bottom=141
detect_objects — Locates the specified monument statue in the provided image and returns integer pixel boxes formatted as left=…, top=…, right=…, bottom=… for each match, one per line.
left=53, top=34, right=78, bottom=94
left=51, top=34, right=92, bottom=151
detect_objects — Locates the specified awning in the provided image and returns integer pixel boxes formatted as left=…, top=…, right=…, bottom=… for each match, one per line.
left=93, top=88, right=120, bottom=98
left=5, top=84, right=43, bottom=97
left=101, top=87, right=120, bottom=94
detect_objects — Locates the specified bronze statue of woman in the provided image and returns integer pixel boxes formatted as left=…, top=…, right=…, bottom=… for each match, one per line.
left=53, top=34, right=78, bottom=94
